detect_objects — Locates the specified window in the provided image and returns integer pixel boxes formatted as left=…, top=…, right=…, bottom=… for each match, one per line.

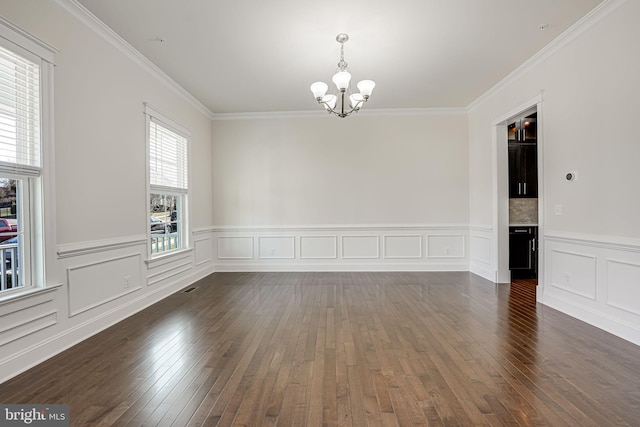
left=145, top=105, right=189, bottom=257
left=0, top=40, right=45, bottom=293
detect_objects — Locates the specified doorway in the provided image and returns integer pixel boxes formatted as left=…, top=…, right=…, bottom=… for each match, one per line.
left=507, top=107, right=538, bottom=283
left=492, top=92, right=544, bottom=300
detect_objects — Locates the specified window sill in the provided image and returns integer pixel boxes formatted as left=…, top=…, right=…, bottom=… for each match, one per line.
left=145, top=247, right=193, bottom=267
left=0, top=282, right=63, bottom=306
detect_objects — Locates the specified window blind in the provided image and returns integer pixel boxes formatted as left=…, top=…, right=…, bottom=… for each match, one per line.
left=0, top=44, right=40, bottom=175
left=149, top=119, right=188, bottom=191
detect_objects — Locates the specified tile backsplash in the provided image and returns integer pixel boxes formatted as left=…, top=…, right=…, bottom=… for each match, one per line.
left=510, top=198, right=538, bottom=224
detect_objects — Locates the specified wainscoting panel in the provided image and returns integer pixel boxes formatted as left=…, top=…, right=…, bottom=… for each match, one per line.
left=1, top=231, right=215, bottom=384
left=68, top=253, right=143, bottom=317
left=543, top=232, right=640, bottom=346
left=300, top=236, right=337, bottom=259
left=0, top=287, right=59, bottom=348
left=212, top=225, right=469, bottom=271
left=427, top=235, right=465, bottom=259
left=469, top=226, right=494, bottom=282
left=147, top=259, right=193, bottom=287
left=384, top=235, right=422, bottom=259
left=606, top=259, right=640, bottom=316
left=549, top=249, right=597, bottom=300
left=0, top=311, right=57, bottom=347
left=259, top=236, right=295, bottom=259
left=194, top=237, right=213, bottom=266
left=217, top=236, right=254, bottom=259
left=341, top=236, right=379, bottom=259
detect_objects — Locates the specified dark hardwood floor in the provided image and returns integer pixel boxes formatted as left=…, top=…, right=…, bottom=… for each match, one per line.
left=1, top=272, right=639, bottom=426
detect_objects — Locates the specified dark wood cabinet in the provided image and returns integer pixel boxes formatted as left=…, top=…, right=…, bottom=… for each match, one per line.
left=509, top=226, right=537, bottom=279
left=509, top=143, right=538, bottom=197
left=508, top=109, right=538, bottom=198
left=508, top=111, right=537, bottom=143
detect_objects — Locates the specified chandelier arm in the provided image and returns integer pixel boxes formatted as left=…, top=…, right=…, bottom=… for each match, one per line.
left=317, top=97, right=364, bottom=118
left=316, top=98, right=337, bottom=115
left=352, top=97, right=366, bottom=110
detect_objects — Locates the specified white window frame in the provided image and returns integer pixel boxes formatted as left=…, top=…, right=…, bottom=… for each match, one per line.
left=144, top=103, right=190, bottom=259
left=0, top=16, right=57, bottom=298
left=0, top=176, right=33, bottom=291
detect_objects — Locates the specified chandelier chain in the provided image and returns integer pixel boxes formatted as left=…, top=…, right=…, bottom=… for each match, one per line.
left=338, top=43, right=348, bottom=71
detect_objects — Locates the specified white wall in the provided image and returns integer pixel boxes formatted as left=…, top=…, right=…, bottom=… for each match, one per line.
left=0, top=0, right=215, bottom=383
left=212, top=114, right=468, bottom=226
left=210, top=113, right=470, bottom=271
left=468, top=0, right=640, bottom=344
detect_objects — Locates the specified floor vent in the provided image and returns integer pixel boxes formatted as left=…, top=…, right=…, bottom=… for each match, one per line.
left=184, top=287, right=197, bottom=293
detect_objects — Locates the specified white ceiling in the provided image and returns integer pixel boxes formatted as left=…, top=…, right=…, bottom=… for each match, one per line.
left=76, top=0, right=604, bottom=115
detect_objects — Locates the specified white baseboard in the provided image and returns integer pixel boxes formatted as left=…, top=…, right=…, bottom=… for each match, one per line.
left=469, top=262, right=496, bottom=282
left=542, top=293, right=640, bottom=346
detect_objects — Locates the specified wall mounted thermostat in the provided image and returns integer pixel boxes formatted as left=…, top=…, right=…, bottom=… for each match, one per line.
left=566, top=171, right=578, bottom=181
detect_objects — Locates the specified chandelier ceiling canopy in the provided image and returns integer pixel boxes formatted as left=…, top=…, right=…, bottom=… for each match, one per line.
left=310, top=34, right=375, bottom=118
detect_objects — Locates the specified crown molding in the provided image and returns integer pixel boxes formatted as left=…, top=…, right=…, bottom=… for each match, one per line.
left=211, top=110, right=332, bottom=121
left=211, top=107, right=467, bottom=121
left=206, top=223, right=470, bottom=232
left=52, top=0, right=623, bottom=120
left=345, top=107, right=467, bottom=117
left=466, top=0, right=625, bottom=112
left=53, top=0, right=215, bottom=120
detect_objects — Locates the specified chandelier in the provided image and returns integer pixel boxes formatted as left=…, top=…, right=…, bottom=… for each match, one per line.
left=310, top=34, right=375, bottom=118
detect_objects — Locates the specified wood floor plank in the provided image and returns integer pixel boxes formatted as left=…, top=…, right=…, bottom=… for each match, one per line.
left=1, top=272, right=639, bottom=426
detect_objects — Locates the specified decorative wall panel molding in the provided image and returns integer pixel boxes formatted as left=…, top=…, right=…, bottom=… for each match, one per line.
left=549, top=249, right=597, bottom=300
left=300, top=236, right=338, bottom=259
left=217, top=236, right=254, bottom=259
left=147, top=260, right=193, bottom=286
left=341, top=236, right=379, bottom=259
left=0, top=287, right=60, bottom=348
left=543, top=232, right=640, bottom=346
left=0, top=311, right=57, bottom=347
left=384, top=235, right=422, bottom=259
left=259, top=236, right=295, bottom=259
left=212, top=225, right=469, bottom=271
left=194, top=237, right=213, bottom=266
left=0, top=261, right=214, bottom=384
left=470, top=235, right=491, bottom=264
left=0, top=284, right=60, bottom=311
left=67, top=253, right=143, bottom=317
left=469, top=226, right=494, bottom=282
left=606, top=259, right=640, bottom=316
left=427, top=234, right=465, bottom=259
left=545, top=230, right=640, bottom=253
left=57, top=235, right=147, bottom=258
